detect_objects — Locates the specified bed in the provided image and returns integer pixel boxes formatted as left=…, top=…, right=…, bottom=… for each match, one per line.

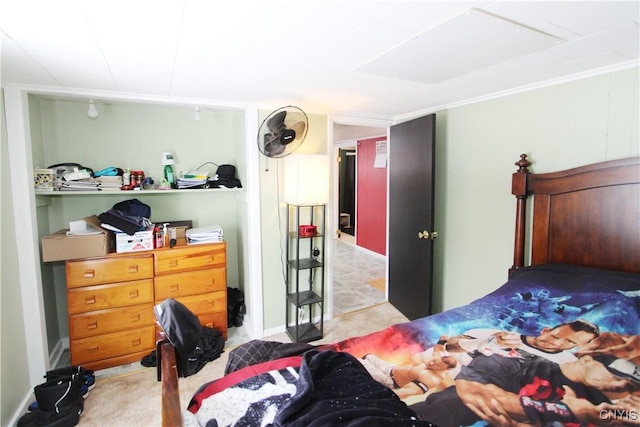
left=160, top=154, right=640, bottom=427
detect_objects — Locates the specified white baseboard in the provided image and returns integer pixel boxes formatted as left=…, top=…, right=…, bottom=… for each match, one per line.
left=48, top=337, right=69, bottom=369
left=10, top=390, right=34, bottom=427
left=10, top=338, right=70, bottom=426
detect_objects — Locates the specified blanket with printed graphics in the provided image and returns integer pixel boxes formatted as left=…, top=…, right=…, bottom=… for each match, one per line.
left=185, top=264, right=640, bottom=427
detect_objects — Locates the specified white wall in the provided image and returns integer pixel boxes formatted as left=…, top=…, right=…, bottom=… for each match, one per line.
left=432, top=66, right=639, bottom=312
left=1, top=89, right=32, bottom=426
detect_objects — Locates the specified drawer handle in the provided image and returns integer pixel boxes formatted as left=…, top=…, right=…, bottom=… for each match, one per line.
left=128, top=265, right=139, bottom=273
left=205, top=322, right=214, bottom=328
left=85, top=296, right=96, bottom=305
left=87, top=321, right=98, bottom=330
left=89, top=346, right=99, bottom=353
left=169, top=284, right=179, bottom=292
left=129, top=290, right=139, bottom=298
left=131, top=314, right=141, bottom=322
left=169, top=260, right=179, bottom=268
left=132, top=338, right=141, bottom=347
left=83, top=269, right=95, bottom=278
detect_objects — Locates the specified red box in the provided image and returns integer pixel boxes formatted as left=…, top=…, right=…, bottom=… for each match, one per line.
left=299, top=225, right=317, bottom=237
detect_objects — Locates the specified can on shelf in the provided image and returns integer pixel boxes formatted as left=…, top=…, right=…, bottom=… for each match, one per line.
left=131, top=170, right=145, bottom=188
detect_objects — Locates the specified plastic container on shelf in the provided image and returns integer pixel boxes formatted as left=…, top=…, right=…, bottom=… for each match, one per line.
left=123, top=168, right=131, bottom=186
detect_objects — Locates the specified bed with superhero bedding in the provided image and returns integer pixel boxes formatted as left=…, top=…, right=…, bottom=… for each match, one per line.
left=163, top=155, right=640, bottom=427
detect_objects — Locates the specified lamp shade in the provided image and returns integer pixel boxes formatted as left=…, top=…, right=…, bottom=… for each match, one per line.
left=284, top=154, right=329, bottom=205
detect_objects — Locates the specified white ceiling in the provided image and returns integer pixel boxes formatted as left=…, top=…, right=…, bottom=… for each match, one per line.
left=1, top=1, right=638, bottom=121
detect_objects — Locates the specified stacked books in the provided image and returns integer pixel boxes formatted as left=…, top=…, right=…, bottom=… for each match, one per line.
left=54, top=166, right=100, bottom=191
left=59, top=179, right=100, bottom=191
left=97, top=175, right=123, bottom=190
left=186, top=225, right=223, bottom=244
left=177, top=170, right=209, bottom=189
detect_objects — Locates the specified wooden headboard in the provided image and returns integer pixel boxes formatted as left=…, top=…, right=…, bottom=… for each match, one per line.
left=512, top=154, right=640, bottom=274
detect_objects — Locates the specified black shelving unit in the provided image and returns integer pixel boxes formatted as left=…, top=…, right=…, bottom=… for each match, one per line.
left=285, top=203, right=325, bottom=342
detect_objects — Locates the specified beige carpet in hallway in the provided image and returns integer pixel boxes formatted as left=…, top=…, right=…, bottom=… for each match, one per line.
left=74, top=302, right=408, bottom=426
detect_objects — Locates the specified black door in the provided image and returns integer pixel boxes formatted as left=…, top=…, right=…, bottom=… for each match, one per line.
left=388, top=114, right=436, bottom=320
left=339, top=149, right=356, bottom=236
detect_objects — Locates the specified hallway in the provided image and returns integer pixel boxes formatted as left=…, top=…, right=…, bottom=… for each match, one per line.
left=332, top=238, right=386, bottom=315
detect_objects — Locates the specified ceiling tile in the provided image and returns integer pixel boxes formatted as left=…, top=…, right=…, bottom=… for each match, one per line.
left=1, top=1, right=637, bottom=119
left=358, top=8, right=564, bottom=84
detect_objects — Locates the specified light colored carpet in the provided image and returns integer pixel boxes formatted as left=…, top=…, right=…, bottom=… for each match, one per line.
left=76, top=302, right=407, bottom=426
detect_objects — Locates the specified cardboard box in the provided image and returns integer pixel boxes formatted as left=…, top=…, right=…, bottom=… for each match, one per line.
left=172, top=225, right=188, bottom=239
left=34, top=168, right=56, bottom=192
left=116, top=230, right=154, bottom=253
left=156, top=220, right=192, bottom=239
left=41, top=216, right=114, bottom=262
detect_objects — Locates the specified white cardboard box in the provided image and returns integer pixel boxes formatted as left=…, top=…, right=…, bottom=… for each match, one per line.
left=115, top=230, right=154, bottom=253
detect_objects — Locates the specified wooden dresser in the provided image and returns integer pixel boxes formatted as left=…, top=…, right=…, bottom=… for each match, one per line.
left=65, top=242, right=227, bottom=371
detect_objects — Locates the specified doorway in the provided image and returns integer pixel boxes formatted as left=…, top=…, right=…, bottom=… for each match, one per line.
left=338, top=148, right=356, bottom=238
left=331, top=123, right=389, bottom=316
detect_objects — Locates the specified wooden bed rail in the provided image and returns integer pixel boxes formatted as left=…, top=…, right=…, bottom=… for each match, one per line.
left=160, top=340, right=182, bottom=427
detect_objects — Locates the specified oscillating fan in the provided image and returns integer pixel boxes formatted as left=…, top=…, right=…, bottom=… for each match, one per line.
left=257, top=106, right=309, bottom=158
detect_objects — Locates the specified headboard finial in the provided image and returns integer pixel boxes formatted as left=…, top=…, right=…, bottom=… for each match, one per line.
left=511, top=154, right=532, bottom=274
left=515, top=154, right=531, bottom=173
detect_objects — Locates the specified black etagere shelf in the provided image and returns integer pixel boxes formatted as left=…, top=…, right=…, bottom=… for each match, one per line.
left=285, top=203, right=326, bottom=342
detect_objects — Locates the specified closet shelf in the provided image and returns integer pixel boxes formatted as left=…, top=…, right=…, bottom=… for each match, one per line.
left=35, top=188, right=245, bottom=196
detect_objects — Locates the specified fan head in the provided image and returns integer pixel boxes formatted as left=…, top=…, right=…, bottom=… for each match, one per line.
left=257, top=106, right=308, bottom=158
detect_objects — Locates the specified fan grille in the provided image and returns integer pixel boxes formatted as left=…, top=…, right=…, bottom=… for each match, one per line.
left=257, top=106, right=308, bottom=158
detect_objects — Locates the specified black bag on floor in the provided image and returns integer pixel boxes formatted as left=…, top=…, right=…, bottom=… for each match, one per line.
left=227, top=287, right=246, bottom=327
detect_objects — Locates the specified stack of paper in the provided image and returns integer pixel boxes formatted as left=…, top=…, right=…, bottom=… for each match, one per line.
left=66, top=219, right=103, bottom=236
left=177, top=170, right=209, bottom=189
left=186, top=225, right=223, bottom=244
left=98, top=175, right=123, bottom=190
left=60, top=179, right=101, bottom=191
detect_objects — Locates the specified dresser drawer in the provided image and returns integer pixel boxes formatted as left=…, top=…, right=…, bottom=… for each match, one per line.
left=155, top=244, right=225, bottom=275
left=157, top=311, right=228, bottom=339
left=198, top=311, right=227, bottom=335
left=69, top=304, right=154, bottom=339
left=67, top=279, right=154, bottom=314
left=154, top=267, right=226, bottom=300
left=66, top=255, right=153, bottom=288
left=174, top=291, right=226, bottom=317
left=70, top=326, right=155, bottom=365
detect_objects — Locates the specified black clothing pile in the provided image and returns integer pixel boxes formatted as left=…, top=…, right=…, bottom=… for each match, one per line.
left=208, top=164, right=242, bottom=188
left=152, top=298, right=225, bottom=378
left=98, top=198, right=152, bottom=235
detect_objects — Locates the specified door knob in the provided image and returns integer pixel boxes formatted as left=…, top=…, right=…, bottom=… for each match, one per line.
left=418, top=230, right=439, bottom=240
